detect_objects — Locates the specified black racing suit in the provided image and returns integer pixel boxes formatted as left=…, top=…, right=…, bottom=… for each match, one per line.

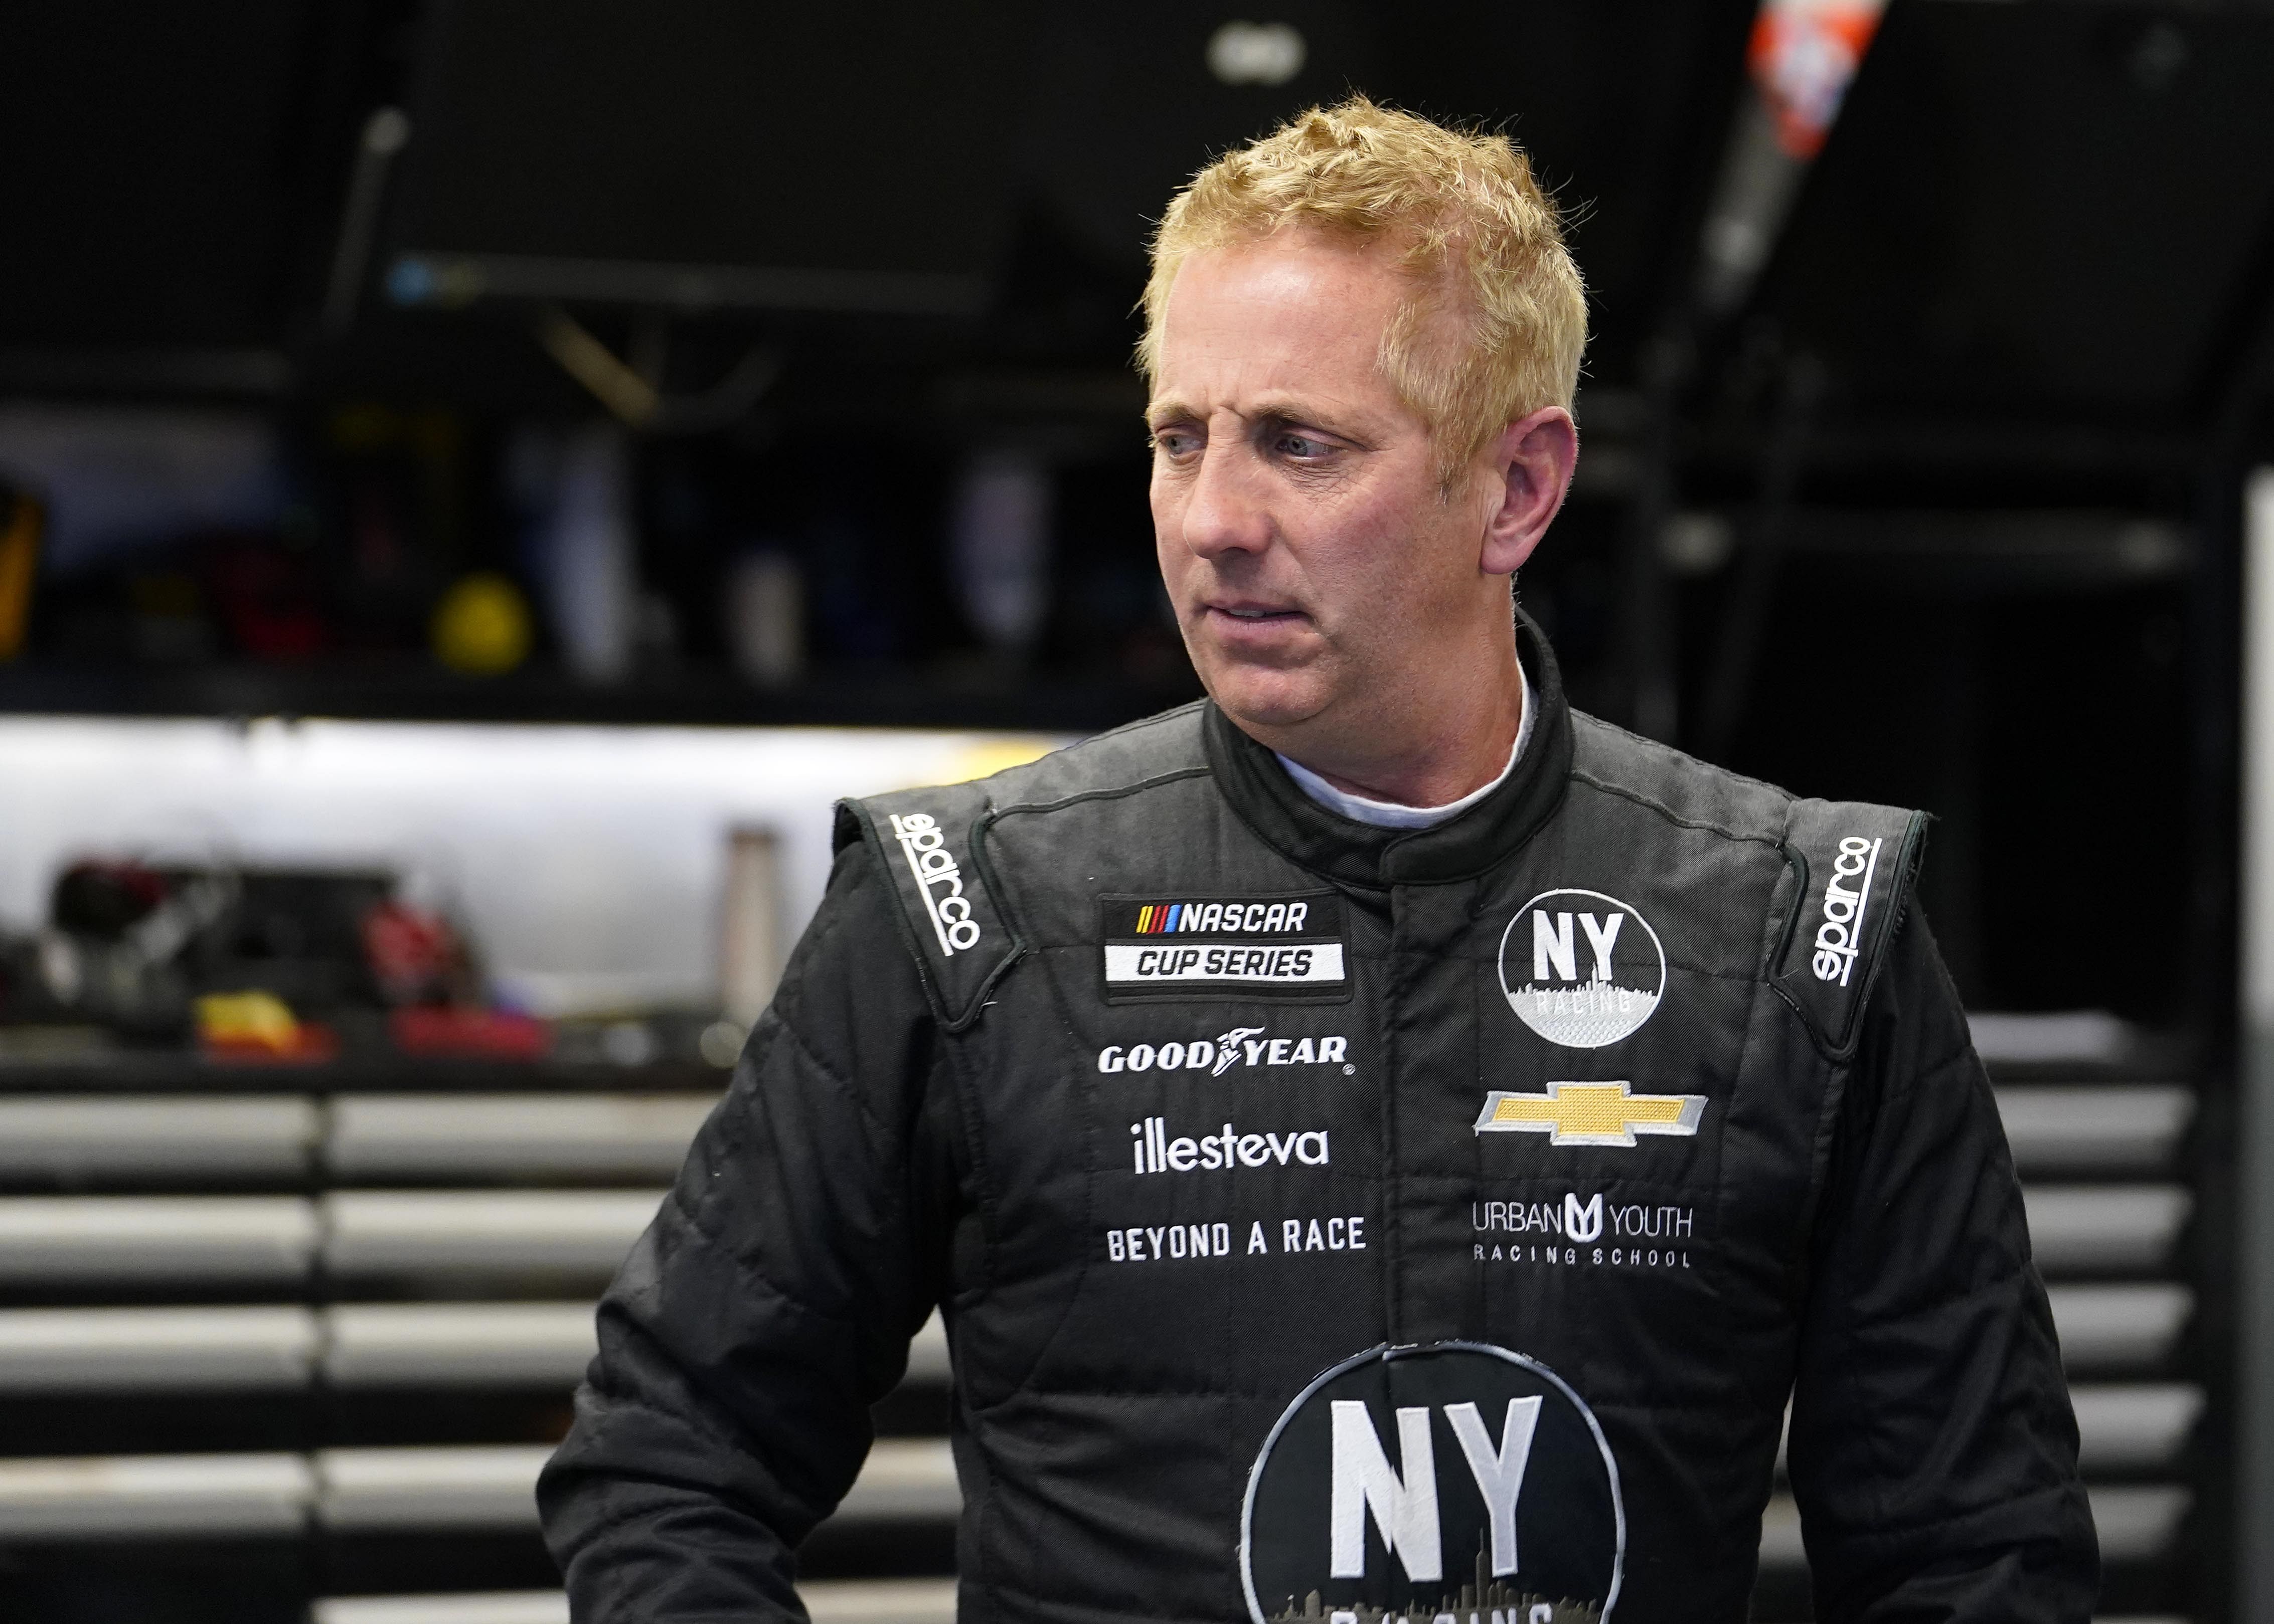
left=539, top=620, right=2096, bottom=1623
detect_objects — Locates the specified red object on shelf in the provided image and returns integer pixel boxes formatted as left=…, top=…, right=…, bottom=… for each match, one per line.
left=363, top=900, right=469, bottom=1005
left=389, top=1006, right=551, bottom=1061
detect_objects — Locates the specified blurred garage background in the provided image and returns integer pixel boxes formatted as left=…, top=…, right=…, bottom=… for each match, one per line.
left=1, top=2, right=2272, bottom=1620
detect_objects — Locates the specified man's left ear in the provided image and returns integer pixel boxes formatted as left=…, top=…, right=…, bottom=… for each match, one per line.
left=1479, top=406, right=1578, bottom=576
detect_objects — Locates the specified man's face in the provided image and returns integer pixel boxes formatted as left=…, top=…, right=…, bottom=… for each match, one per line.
left=1147, top=231, right=1501, bottom=735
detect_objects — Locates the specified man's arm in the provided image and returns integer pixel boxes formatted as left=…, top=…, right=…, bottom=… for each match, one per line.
left=1786, top=913, right=2099, bottom=1621
left=538, top=835, right=955, bottom=1621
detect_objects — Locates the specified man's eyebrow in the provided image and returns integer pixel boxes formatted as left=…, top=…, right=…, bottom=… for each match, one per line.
left=1250, top=397, right=1375, bottom=443
left=1144, top=399, right=1196, bottom=429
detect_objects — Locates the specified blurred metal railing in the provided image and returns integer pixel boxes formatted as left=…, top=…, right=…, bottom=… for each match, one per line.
left=0, top=1301, right=948, bottom=1391
left=0, top=1437, right=958, bottom=1538
left=1752, top=1017, right=2205, bottom=1607
left=0, top=1093, right=719, bottom=1185
left=310, top=1578, right=960, bottom=1624
left=0, top=1036, right=2205, bottom=1618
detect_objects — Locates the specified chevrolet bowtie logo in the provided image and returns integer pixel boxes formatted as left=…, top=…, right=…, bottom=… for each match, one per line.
left=1473, top=1081, right=1708, bottom=1147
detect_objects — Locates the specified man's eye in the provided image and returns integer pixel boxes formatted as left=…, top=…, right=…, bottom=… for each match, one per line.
left=1153, top=429, right=1199, bottom=456
left=1276, top=433, right=1331, bottom=459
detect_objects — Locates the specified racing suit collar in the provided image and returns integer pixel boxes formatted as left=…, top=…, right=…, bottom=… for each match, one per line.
left=1200, top=606, right=1574, bottom=888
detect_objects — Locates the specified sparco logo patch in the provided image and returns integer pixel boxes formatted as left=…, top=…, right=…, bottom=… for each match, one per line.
left=1473, top=1082, right=1705, bottom=1148
left=1811, top=836, right=1883, bottom=986
left=1241, top=1343, right=1623, bottom=1624
left=1498, top=890, right=1664, bottom=1048
left=889, top=813, right=980, bottom=956
left=1100, top=892, right=1349, bottom=1003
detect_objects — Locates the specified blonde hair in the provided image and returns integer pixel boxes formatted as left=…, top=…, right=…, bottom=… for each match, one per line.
left=1139, top=97, right=1587, bottom=490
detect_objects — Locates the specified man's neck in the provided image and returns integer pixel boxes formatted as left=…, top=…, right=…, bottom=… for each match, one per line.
left=1245, top=643, right=1527, bottom=809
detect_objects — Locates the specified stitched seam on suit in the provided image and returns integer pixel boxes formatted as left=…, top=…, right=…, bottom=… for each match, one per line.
left=1573, top=714, right=1800, bottom=805
left=1568, top=767, right=1794, bottom=851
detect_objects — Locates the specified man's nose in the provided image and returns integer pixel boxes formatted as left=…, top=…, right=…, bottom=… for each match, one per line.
left=1180, top=441, right=1273, bottom=560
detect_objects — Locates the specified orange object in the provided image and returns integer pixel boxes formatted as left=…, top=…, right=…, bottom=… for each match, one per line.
left=196, top=990, right=339, bottom=1064
left=0, top=489, right=42, bottom=662
left=1748, top=0, right=1885, bottom=159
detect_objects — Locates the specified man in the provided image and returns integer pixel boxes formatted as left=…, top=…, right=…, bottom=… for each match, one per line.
left=541, top=100, right=2095, bottom=1622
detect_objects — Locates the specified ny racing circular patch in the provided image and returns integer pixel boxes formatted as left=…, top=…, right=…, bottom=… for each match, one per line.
left=1497, top=889, right=1665, bottom=1049
left=1241, top=1343, right=1624, bottom=1624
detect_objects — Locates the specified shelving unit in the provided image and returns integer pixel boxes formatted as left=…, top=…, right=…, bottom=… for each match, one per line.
left=0, top=1009, right=2214, bottom=1622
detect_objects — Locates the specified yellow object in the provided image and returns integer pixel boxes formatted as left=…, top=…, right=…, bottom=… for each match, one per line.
left=432, top=572, right=534, bottom=675
left=0, top=491, right=43, bottom=663
left=940, top=737, right=1060, bottom=785
left=196, top=991, right=301, bottom=1052
left=1474, top=1081, right=1708, bottom=1148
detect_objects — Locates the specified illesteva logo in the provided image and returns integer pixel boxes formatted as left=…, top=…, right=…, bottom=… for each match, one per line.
left=1497, top=890, right=1665, bottom=1049
left=1241, top=1343, right=1623, bottom=1624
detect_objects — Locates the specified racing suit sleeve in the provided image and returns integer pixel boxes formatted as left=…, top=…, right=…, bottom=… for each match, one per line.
left=1785, top=912, right=2099, bottom=1621
left=537, top=833, right=956, bottom=1621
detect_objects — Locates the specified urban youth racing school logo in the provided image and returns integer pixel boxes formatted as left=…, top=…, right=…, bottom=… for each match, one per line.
left=1101, top=892, right=1349, bottom=1000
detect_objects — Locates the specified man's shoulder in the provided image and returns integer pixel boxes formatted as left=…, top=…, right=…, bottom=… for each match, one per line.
left=1564, top=710, right=1807, bottom=845
left=980, top=700, right=1214, bottom=811
left=830, top=703, right=1212, bottom=1029
left=1566, top=711, right=1934, bottom=1059
left=838, top=701, right=1209, bottom=840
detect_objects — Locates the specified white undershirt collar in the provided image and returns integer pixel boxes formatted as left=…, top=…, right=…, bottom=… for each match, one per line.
left=1274, top=659, right=1536, bottom=830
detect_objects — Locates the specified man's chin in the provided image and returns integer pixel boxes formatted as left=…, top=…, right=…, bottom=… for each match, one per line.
left=1200, top=668, right=1335, bottom=737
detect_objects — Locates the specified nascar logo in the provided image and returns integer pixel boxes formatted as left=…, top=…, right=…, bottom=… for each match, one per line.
left=1129, top=900, right=1314, bottom=934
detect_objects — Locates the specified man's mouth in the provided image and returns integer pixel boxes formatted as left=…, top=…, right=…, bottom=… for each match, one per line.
left=1210, top=603, right=1301, bottom=622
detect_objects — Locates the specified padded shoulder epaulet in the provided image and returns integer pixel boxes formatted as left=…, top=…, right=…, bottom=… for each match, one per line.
left=1768, top=798, right=1932, bottom=1061
left=835, top=778, right=1022, bottom=1032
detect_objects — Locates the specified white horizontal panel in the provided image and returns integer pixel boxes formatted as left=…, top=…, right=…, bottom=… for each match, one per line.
left=1995, top=1087, right=2193, bottom=1174
left=2073, top=1385, right=2203, bottom=1472
left=328, top=1095, right=716, bottom=1180
left=315, top=1597, right=567, bottom=1624
left=326, top=1303, right=596, bottom=1388
left=0, top=1433, right=954, bottom=1540
left=1968, top=1011, right=2135, bottom=1067
left=0, top=1450, right=310, bottom=1538
left=1760, top=1485, right=2188, bottom=1568
left=2023, top=1186, right=2191, bottom=1273
left=803, top=1579, right=959, bottom=1624
left=2092, top=1484, right=2191, bottom=1561
left=313, top=1581, right=960, bottom=1624
left=0, top=1097, right=317, bottom=1181
left=323, top=1191, right=665, bottom=1276
left=1758, top=1495, right=1804, bottom=1568
left=837, top=1439, right=959, bottom=1522
left=2050, top=1283, right=2193, bottom=1369
left=0, top=716, right=1048, bottom=1021
left=318, top=1445, right=553, bottom=1532
left=0, top=1197, right=316, bottom=1281
left=0, top=1306, right=314, bottom=1391
left=905, top=1311, right=949, bottom=1384
left=0, top=1301, right=948, bottom=1395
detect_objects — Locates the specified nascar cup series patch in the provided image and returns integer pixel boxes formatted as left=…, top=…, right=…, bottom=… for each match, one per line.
left=1099, top=892, right=1350, bottom=1004
left=1242, top=1342, right=1623, bottom=1624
